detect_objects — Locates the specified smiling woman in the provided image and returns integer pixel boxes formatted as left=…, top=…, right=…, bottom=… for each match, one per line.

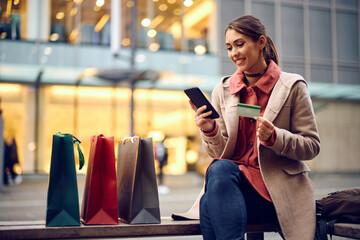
left=184, top=15, right=321, bottom=240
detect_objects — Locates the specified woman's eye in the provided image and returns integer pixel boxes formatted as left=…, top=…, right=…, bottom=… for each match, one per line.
left=226, top=47, right=232, bottom=51
left=237, top=43, right=244, bottom=47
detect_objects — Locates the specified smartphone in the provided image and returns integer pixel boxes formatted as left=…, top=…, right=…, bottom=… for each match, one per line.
left=184, top=87, right=220, bottom=119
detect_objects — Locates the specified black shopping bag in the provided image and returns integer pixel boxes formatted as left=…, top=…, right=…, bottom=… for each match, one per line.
left=46, top=133, right=85, bottom=227
left=117, top=136, right=161, bottom=224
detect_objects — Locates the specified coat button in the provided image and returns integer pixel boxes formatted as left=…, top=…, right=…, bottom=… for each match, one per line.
left=250, top=118, right=255, bottom=123
left=249, top=142, right=253, bottom=148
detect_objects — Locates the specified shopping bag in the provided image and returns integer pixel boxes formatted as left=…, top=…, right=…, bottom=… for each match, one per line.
left=46, top=132, right=85, bottom=227
left=117, top=136, right=161, bottom=224
left=81, top=135, right=118, bottom=225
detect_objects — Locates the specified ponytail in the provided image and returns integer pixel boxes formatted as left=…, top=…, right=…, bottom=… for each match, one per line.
left=265, top=35, right=278, bottom=65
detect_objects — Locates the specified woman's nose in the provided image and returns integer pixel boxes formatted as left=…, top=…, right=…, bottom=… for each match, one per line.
left=231, top=48, right=240, bottom=57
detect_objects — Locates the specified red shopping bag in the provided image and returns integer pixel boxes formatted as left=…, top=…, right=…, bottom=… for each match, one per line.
left=81, top=135, right=118, bottom=225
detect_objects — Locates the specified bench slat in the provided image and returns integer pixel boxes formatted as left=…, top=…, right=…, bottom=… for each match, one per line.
left=0, top=217, right=277, bottom=240
left=2, top=218, right=359, bottom=240
left=333, top=223, right=360, bottom=239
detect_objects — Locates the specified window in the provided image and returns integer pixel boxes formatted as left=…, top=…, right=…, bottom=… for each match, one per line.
left=311, top=65, right=333, bottom=83
left=1, top=0, right=214, bottom=54
left=135, top=0, right=214, bottom=53
left=336, top=0, right=358, bottom=8
left=336, top=11, right=359, bottom=63
left=0, top=0, right=23, bottom=40
left=338, top=66, right=360, bottom=84
left=309, top=8, right=332, bottom=60
left=50, top=0, right=111, bottom=45
left=253, top=2, right=275, bottom=40
left=281, top=5, right=304, bottom=58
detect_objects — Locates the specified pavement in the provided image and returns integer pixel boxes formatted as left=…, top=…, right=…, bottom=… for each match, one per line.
left=0, top=171, right=359, bottom=240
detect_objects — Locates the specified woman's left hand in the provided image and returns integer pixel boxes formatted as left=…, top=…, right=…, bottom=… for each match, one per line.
left=254, top=117, right=274, bottom=142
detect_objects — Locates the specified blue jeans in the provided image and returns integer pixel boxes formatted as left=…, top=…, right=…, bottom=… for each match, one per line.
left=200, top=160, right=277, bottom=240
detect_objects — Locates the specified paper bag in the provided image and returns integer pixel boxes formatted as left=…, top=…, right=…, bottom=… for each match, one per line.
left=117, top=136, right=161, bottom=224
left=81, top=135, right=118, bottom=225
left=46, top=133, right=84, bottom=227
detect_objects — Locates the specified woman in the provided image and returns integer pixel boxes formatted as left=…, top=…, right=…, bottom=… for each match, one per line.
left=188, top=15, right=320, bottom=240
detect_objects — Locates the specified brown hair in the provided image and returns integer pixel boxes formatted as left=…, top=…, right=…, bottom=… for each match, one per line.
left=225, top=15, right=278, bottom=65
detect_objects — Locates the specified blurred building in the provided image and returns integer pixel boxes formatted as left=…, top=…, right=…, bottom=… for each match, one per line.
left=0, top=0, right=359, bottom=175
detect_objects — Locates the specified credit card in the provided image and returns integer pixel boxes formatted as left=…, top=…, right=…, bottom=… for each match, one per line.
left=237, top=103, right=260, bottom=118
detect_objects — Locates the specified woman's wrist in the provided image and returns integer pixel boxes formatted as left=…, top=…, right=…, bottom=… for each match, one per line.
left=202, top=121, right=218, bottom=137
left=202, top=121, right=216, bottom=133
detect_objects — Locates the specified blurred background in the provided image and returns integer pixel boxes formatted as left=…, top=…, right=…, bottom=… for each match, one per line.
left=0, top=0, right=360, bottom=178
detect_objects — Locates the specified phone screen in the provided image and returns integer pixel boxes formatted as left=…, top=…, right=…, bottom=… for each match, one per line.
left=184, top=87, right=219, bottom=119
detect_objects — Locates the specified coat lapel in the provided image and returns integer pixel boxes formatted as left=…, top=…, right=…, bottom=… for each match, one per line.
left=263, top=72, right=305, bottom=122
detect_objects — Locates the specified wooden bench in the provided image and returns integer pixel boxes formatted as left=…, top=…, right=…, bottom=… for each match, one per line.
left=0, top=217, right=277, bottom=240
left=0, top=217, right=359, bottom=240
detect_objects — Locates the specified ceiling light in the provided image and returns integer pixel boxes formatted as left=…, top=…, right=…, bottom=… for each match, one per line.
left=122, top=38, right=131, bottom=47
left=127, top=1, right=134, bottom=8
left=49, top=33, right=59, bottom=41
left=159, top=4, right=168, bottom=11
left=183, top=0, right=193, bottom=7
left=150, top=15, right=164, bottom=28
left=194, top=44, right=207, bottom=55
left=70, top=7, right=78, bottom=16
left=147, top=29, right=157, bottom=38
left=149, top=42, right=160, bottom=52
left=96, top=0, right=105, bottom=7
left=56, top=12, right=65, bottom=20
left=141, top=18, right=151, bottom=27
left=94, top=14, right=110, bottom=32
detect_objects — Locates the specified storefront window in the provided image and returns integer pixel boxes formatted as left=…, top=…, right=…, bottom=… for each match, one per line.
left=0, top=83, right=35, bottom=173
left=0, top=0, right=23, bottom=40
left=36, top=85, right=200, bottom=174
left=0, top=0, right=214, bottom=53
left=134, top=0, right=214, bottom=53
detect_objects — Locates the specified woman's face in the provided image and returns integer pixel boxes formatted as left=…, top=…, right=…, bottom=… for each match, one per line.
left=225, top=29, right=265, bottom=74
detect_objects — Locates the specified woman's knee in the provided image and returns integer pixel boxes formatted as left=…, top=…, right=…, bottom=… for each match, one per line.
left=206, top=160, right=241, bottom=187
left=207, top=160, right=239, bottom=178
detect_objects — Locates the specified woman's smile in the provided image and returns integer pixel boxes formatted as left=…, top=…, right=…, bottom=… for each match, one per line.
left=234, top=57, right=246, bottom=66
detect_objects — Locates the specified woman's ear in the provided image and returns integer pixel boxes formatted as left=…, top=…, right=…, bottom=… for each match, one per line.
left=258, top=35, right=266, bottom=50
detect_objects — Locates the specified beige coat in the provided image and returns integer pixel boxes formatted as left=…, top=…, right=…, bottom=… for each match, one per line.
left=174, top=72, right=320, bottom=240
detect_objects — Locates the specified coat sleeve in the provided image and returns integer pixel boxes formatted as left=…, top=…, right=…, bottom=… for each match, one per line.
left=267, top=81, right=320, bottom=160
left=199, top=83, right=228, bottom=158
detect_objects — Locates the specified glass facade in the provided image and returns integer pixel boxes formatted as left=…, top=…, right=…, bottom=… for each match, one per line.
left=220, top=0, right=360, bottom=85
left=0, top=83, right=202, bottom=174
left=1, top=0, right=214, bottom=54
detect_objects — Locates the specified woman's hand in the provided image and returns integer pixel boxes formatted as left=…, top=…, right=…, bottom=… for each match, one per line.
left=189, top=100, right=215, bottom=133
left=254, top=116, right=274, bottom=142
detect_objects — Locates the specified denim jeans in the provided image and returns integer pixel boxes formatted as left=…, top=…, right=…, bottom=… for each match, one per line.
left=200, top=160, right=277, bottom=240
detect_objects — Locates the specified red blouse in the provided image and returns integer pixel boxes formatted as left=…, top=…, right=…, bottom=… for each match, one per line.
left=204, top=60, right=281, bottom=202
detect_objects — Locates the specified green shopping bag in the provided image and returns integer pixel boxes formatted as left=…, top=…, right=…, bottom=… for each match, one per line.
left=46, top=132, right=85, bottom=227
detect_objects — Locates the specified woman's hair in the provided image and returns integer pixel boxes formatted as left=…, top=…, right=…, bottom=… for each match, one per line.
left=225, top=15, right=278, bottom=65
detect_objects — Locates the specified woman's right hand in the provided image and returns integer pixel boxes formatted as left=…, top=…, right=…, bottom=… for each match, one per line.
left=189, top=100, right=215, bottom=133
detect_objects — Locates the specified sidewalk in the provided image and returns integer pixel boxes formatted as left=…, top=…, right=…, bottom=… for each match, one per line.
left=0, top=171, right=359, bottom=239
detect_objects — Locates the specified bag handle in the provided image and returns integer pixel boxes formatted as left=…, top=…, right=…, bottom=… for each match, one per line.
left=56, top=132, right=85, bottom=170
left=122, top=136, right=139, bottom=144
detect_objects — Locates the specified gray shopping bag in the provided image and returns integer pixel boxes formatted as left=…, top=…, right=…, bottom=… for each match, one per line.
left=117, top=136, right=161, bottom=224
